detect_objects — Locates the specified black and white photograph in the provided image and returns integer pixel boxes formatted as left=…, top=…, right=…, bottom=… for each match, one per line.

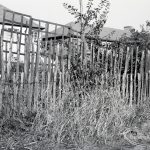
left=0, top=0, right=150, bottom=149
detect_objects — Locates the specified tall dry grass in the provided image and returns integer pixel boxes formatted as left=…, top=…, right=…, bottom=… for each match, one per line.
left=1, top=59, right=150, bottom=149
left=23, top=83, right=146, bottom=149
left=1, top=82, right=150, bottom=149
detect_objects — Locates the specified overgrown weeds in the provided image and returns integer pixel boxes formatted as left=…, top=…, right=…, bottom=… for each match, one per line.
left=2, top=83, right=150, bottom=149
left=1, top=57, right=150, bottom=149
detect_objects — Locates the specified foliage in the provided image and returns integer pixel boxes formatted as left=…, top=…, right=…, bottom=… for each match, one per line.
left=69, top=55, right=104, bottom=91
left=120, top=22, right=150, bottom=46
left=63, top=0, right=110, bottom=37
left=118, top=22, right=150, bottom=74
left=63, top=0, right=111, bottom=91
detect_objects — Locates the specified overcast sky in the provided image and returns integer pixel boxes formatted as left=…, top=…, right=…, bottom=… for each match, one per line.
left=0, top=0, right=150, bottom=30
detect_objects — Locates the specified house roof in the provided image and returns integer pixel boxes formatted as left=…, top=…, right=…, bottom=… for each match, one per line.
left=0, top=4, right=43, bottom=29
left=46, top=21, right=131, bottom=41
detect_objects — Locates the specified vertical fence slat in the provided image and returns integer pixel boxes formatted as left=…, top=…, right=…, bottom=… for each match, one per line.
left=146, top=73, right=148, bottom=98
left=101, top=47, right=105, bottom=88
left=28, top=39, right=35, bottom=111
left=119, top=47, right=123, bottom=86
left=13, top=34, right=20, bottom=113
left=68, top=31, right=72, bottom=71
left=144, top=48, right=148, bottom=101
left=46, top=40, right=52, bottom=110
left=140, top=51, right=145, bottom=104
left=148, top=72, right=150, bottom=98
left=60, top=27, right=65, bottom=97
left=7, top=37, right=13, bottom=78
left=53, top=44, right=59, bottom=105
left=5, top=42, right=8, bottom=72
left=33, top=39, right=40, bottom=112
left=113, top=48, right=117, bottom=86
left=110, top=47, right=113, bottom=80
left=105, top=48, right=109, bottom=88
left=90, top=42, right=93, bottom=66
left=122, top=47, right=130, bottom=98
left=138, top=73, right=141, bottom=106
left=126, top=74, right=129, bottom=100
left=129, top=46, right=133, bottom=106
left=0, top=36, right=3, bottom=113
left=134, top=46, right=138, bottom=104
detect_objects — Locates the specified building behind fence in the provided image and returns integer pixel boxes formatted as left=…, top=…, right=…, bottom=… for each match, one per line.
left=0, top=9, right=150, bottom=117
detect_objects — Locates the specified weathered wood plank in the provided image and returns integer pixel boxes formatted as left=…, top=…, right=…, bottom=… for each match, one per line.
left=140, top=51, right=144, bottom=104
left=0, top=36, right=4, bottom=113
left=129, top=46, right=133, bottom=106
left=7, top=37, right=13, bottom=78
left=122, top=47, right=130, bottom=98
left=47, top=40, right=53, bottom=110
left=13, top=35, right=20, bottom=113
left=28, top=38, right=35, bottom=111
left=137, top=73, right=141, bottom=106
left=53, top=44, right=59, bottom=104
left=134, top=46, right=138, bottom=103
left=33, top=40, right=40, bottom=112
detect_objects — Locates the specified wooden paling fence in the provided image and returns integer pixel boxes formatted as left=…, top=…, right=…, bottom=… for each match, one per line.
left=0, top=10, right=83, bottom=115
left=89, top=43, right=150, bottom=106
left=0, top=10, right=150, bottom=116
